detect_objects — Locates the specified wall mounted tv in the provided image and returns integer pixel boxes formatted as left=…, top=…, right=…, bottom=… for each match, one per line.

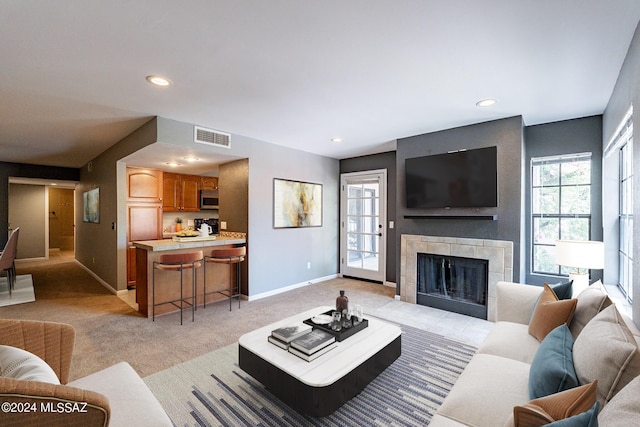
left=405, top=146, right=498, bottom=209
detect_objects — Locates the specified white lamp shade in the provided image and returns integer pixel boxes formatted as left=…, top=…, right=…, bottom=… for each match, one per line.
left=555, top=240, right=604, bottom=270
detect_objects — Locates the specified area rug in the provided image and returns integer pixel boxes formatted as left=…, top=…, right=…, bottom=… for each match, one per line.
left=0, top=275, right=35, bottom=307
left=144, top=323, right=477, bottom=426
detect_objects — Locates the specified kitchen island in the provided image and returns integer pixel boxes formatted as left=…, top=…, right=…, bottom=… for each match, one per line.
left=133, top=232, right=246, bottom=318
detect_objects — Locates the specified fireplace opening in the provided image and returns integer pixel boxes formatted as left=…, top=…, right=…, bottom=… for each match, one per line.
left=416, top=253, right=488, bottom=319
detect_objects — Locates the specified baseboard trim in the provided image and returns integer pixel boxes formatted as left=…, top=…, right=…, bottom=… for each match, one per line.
left=247, top=274, right=339, bottom=302
left=74, top=260, right=119, bottom=295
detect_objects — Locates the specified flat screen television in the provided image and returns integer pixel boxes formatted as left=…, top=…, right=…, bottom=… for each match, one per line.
left=405, top=146, right=498, bottom=209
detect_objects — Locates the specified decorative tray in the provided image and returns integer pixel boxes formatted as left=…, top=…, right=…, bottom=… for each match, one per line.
left=303, top=309, right=368, bottom=342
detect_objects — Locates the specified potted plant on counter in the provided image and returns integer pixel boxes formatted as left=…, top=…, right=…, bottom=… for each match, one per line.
left=175, top=217, right=183, bottom=232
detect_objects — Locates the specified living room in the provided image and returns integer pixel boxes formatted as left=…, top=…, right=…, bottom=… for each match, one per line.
left=1, top=2, right=640, bottom=425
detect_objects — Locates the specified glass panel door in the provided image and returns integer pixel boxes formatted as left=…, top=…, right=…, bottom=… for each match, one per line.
left=340, top=171, right=386, bottom=283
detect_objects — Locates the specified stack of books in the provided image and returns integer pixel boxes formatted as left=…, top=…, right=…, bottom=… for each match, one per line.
left=288, top=329, right=337, bottom=361
left=268, top=322, right=313, bottom=350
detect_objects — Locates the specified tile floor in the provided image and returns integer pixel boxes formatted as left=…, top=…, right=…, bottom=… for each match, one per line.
left=369, top=298, right=493, bottom=346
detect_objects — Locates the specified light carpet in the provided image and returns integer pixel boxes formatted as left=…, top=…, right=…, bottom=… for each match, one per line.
left=144, top=323, right=477, bottom=426
left=0, top=275, right=35, bottom=307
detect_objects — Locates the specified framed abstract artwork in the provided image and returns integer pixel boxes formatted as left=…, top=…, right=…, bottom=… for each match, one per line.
left=273, top=178, right=322, bottom=228
left=83, top=187, right=100, bottom=223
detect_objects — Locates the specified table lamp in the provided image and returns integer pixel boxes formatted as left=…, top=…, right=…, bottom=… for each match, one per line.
left=555, top=240, right=604, bottom=297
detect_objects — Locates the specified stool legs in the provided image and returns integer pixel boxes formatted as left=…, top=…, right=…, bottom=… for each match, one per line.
left=203, top=254, right=243, bottom=311
left=152, top=260, right=198, bottom=325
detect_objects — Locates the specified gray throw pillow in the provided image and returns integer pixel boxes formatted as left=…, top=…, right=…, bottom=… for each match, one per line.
left=569, top=280, right=612, bottom=339
left=597, top=372, right=640, bottom=426
left=572, top=304, right=640, bottom=405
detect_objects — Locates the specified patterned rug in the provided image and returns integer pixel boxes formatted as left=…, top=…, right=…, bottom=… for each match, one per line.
left=144, top=323, right=477, bottom=426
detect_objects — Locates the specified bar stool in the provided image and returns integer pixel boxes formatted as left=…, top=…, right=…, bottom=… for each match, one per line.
left=152, top=251, right=203, bottom=325
left=204, top=246, right=246, bottom=311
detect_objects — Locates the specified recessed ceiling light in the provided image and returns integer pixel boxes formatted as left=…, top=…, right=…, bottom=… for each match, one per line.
left=331, top=137, right=343, bottom=143
left=476, top=99, right=496, bottom=107
left=165, top=162, right=181, bottom=167
left=146, top=75, right=171, bottom=87
left=183, top=156, right=200, bottom=162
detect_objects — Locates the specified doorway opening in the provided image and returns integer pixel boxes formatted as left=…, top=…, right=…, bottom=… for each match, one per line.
left=340, top=170, right=387, bottom=283
left=48, top=187, right=75, bottom=259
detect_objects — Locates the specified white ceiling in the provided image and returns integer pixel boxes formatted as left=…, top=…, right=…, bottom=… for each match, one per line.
left=1, top=1, right=640, bottom=171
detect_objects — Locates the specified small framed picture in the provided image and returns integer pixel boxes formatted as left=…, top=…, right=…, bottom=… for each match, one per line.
left=83, top=188, right=100, bottom=223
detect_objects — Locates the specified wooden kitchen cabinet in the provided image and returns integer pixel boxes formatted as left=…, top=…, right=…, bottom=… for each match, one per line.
left=163, top=172, right=201, bottom=212
left=127, top=246, right=137, bottom=284
left=127, top=167, right=163, bottom=203
left=127, top=202, right=163, bottom=287
left=201, top=176, right=219, bottom=190
left=126, top=166, right=164, bottom=287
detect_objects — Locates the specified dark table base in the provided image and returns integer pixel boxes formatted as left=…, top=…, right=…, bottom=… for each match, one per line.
left=238, top=335, right=401, bottom=417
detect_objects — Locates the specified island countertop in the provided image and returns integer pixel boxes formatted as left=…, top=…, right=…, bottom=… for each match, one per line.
left=133, top=236, right=245, bottom=252
left=133, top=231, right=247, bottom=317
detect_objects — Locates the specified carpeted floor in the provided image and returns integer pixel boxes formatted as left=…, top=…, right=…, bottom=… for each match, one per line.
left=2, top=259, right=397, bottom=381
left=144, top=323, right=477, bottom=426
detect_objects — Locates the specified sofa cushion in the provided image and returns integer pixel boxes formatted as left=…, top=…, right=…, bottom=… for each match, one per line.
left=68, top=361, right=172, bottom=427
left=569, top=280, right=612, bottom=339
left=529, top=324, right=579, bottom=399
left=598, top=374, right=640, bottom=425
left=478, top=322, right=540, bottom=364
left=572, top=304, right=640, bottom=406
left=529, top=284, right=577, bottom=342
left=0, top=345, right=60, bottom=384
left=437, top=353, right=531, bottom=427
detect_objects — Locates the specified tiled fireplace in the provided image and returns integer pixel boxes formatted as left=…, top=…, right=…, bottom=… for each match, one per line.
left=400, top=235, right=513, bottom=321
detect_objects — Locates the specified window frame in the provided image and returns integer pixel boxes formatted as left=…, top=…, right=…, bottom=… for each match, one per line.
left=530, top=153, right=592, bottom=276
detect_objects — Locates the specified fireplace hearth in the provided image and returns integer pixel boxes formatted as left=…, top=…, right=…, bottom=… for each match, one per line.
left=417, top=253, right=488, bottom=319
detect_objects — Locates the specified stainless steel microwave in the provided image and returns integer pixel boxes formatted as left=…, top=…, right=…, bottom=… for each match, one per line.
left=200, top=190, right=219, bottom=210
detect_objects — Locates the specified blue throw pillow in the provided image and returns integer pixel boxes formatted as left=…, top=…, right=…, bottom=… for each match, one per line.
left=529, top=280, right=574, bottom=321
left=529, top=323, right=579, bottom=399
left=547, top=402, right=599, bottom=427
left=550, top=280, right=573, bottom=300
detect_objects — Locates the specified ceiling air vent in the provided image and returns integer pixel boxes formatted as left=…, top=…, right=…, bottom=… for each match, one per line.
left=194, top=126, right=231, bottom=149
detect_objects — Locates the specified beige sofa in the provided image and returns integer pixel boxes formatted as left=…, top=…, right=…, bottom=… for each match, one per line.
left=430, top=281, right=640, bottom=426
left=0, top=319, right=172, bottom=427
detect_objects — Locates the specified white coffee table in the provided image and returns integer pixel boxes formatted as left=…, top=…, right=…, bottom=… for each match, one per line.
left=238, top=306, right=402, bottom=416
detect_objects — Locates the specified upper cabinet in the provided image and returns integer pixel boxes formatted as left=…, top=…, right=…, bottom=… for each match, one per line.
left=201, top=176, right=219, bottom=190
left=127, top=167, right=163, bottom=203
left=163, top=172, right=201, bottom=212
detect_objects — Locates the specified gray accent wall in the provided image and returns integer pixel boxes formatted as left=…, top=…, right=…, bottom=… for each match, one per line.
left=523, top=116, right=603, bottom=286
left=340, top=151, right=397, bottom=284
left=603, top=19, right=640, bottom=325
left=219, top=158, right=249, bottom=294
left=396, top=116, right=525, bottom=288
